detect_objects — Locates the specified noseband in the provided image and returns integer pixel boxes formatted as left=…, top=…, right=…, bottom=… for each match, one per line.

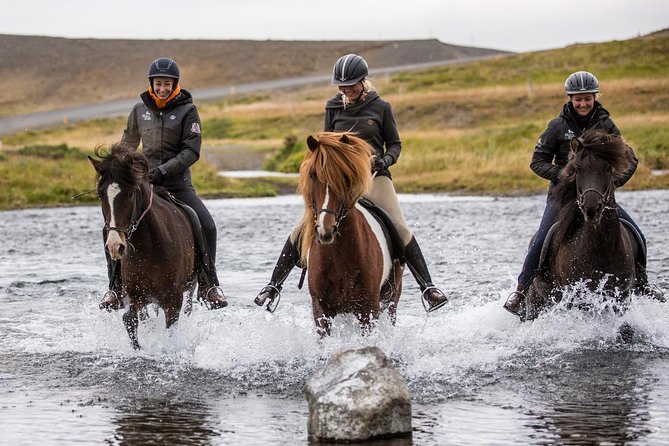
left=105, top=184, right=154, bottom=239
left=575, top=179, right=614, bottom=212
left=311, top=199, right=348, bottom=235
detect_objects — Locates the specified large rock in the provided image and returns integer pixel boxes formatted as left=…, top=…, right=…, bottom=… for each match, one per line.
left=304, top=346, right=412, bottom=441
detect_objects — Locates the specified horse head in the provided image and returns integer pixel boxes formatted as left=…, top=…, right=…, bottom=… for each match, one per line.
left=299, top=132, right=373, bottom=247
left=88, top=143, right=151, bottom=260
left=563, top=131, right=633, bottom=224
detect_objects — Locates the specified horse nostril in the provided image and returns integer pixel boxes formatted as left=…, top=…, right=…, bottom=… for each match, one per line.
left=118, top=244, right=126, bottom=256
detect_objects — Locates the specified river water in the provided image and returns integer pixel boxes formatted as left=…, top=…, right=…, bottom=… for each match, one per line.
left=1, top=191, right=668, bottom=445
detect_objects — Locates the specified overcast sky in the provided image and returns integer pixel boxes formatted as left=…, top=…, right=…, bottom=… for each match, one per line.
left=2, top=0, right=667, bottom=52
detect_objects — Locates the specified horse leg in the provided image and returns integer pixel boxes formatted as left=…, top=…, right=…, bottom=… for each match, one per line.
left=311, top=298, right=331, bottom=337
left=164, top=304, right=181, bottom=330
left=122, top=307, right=141, bottom=350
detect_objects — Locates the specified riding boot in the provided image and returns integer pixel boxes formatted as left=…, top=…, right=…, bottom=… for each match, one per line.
left=503, top=284, right=527, bottom=317
left=197, top=253, right=228, bottom=310
left=100, top=252, right=123, bottom=311
left=255, top=237, right=301, bottom=307
left=404, top=236, right=448, bottom=312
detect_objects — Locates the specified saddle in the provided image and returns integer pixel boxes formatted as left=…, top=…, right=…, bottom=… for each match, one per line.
left=539, top=218, right=646, bottom=268
left=358, top=197, right=405, bottom=264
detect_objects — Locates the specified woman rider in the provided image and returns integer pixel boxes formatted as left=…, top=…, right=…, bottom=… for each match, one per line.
left=254, top=54, right=449, bottom=312
left=99, top=57, right=227, bottom=311
left=503, top=70, right=660, bottom=316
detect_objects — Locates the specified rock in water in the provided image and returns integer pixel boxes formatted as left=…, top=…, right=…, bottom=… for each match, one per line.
left=304, top=346, right=412, bottom=441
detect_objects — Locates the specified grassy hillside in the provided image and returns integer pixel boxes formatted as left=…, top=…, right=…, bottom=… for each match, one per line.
left=1, top=33, right=668, bottom=210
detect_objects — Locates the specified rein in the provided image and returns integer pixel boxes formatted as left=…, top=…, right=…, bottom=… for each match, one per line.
left=106, top=184, right=154, bottom=239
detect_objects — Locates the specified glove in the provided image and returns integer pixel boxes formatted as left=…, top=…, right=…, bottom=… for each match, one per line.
left=372, top=155, right=392, bottom=173
left=149, top=168, right=165, bottom=185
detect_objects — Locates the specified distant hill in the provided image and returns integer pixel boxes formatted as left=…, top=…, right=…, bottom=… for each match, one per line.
left=0, top=35, right=505, bottom=116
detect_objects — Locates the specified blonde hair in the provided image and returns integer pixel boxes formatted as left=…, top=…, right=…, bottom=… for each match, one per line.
left=341, top=79, right=375, bottom=108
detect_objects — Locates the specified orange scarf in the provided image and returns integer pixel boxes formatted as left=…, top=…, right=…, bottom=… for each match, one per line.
left=149, top=84, right=181, bottom=109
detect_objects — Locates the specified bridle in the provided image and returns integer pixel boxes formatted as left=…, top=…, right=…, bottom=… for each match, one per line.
left=575, top=177, right=615, bottom=212
left=310, top=188, right=349, bottom=236
left=104, top=183, right=154, bottom=240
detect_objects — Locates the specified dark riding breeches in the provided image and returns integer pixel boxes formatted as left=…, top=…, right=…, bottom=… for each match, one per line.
left=517, top=196, right=646, bottom=289
left=169, top=186, right=218, bottom=264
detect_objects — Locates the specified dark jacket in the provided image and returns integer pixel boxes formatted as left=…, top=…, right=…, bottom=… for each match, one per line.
left=121, top=89, right=202, bottom=190
left=530, top=101, right=638, bottom=190
left=324, top=91, right=401, bottom=178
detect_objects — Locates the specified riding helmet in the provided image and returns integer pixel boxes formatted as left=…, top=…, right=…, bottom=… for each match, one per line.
left=565, top=71, right=599, bottom=95
left=147, top=57, right=180, bottom=85
left=331, top=54, right=369, bottom=86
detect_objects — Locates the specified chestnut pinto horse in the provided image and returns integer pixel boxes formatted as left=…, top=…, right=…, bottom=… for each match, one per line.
left=298, top=132, right=404, bottom=336
left=525, top=130, right=639, bottom=321
left=89, top=144, right=197, bottom=349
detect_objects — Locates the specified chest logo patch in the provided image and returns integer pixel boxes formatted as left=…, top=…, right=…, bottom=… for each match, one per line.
left=170, top=115, right=176, bottom=120
left=564, top=129, right=575, bottom=140
left=191, top=123, right=201, bottom=134
left=367, top=119, right=374, bottom=126
left=141, top=111, right=152, bottom=121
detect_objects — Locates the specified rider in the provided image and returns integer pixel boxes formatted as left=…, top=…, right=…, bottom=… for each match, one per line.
left=503, top=70, right=659, bottom=316
left=98, top=57, right=228, bottom=311
left=254, top=53, right=449, bottom=312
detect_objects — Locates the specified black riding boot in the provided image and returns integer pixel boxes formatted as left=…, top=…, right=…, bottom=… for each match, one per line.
left=197, top=251, right=228, bottom=310
left=503, top=284, right=528, bottom=318
left=405, top=236, right=448, bottom=312
left=100, top=251, right=123, bottom=311
left=255, top=237, right=301, bottom=307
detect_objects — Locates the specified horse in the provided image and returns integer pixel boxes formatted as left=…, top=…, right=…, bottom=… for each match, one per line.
left=524, top=130, right=640, bottom=321
left=88, top=143, right=198, bottom=349
left=298, top=132, right=404, bottom=336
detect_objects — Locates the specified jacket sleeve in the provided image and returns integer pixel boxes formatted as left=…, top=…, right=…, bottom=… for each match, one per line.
left=605, top=118, right=638, bottom=187
left=159, top=106, right=201, bottom=178
left=120, top=106, right=141, bottom=150
left=530, top=119, right=562, bottom=183
left=381, top=103, right=401, bottom=165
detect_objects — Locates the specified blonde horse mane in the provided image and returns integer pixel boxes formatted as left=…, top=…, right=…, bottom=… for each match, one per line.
left=297, top=132, right=374, bottom=264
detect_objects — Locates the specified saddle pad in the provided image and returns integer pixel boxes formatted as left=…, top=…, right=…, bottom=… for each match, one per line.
left=358, top=197, right=405, bottom=263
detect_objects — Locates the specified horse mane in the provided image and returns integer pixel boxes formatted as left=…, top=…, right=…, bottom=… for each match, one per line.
left=92, top=143, right=149, bottom=190
left=550, top=130, right=633, bottom=244
left=297, top=132, right=374, bottom=264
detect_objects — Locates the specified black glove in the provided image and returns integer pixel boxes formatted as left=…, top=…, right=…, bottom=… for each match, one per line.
left=372, top=155, right=392, bottom=173
left=149, top=168, right=165, bottom=185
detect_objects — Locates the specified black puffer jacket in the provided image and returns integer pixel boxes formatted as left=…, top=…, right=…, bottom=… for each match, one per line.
left=121, top=89, right=201, bottom=190
left=324, top=91, right=401, bottom=178
left=530, top=101, right=638, bottom=188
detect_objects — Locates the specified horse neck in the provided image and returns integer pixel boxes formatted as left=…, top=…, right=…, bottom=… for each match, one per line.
left=576, top=201, right=624, bottom=253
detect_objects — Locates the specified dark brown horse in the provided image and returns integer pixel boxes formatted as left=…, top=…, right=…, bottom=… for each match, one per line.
left=525, top=131, right=639, bottom=321
left=299, top=132, right=404, bottom=336
left=89, top=144, right=197, bottom=349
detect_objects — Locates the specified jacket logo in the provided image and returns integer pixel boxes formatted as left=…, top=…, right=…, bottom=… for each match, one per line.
left=170, top=115, right=176, bottom=120
left=367, top=119, right=374, bottom=126
left=564, top=129, right=575, bottom=140
left=191, top=123, right=201, bottom=134
left=141, top=111, right=152, bottom=121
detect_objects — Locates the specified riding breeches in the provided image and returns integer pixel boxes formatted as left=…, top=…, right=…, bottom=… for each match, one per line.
left=169, top=186, right=218, bottom=263
left=289, top=175, right=413, bottom=246
left=517, top=195, right=646, bottom=289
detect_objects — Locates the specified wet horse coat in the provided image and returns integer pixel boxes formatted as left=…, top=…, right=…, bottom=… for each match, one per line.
left=89, top=144, right=197, bottom=349
left=299, top=133, right=404, bottom=336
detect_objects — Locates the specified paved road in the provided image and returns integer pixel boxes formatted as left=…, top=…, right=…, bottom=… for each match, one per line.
left=0, top=57, right=488, bottom=136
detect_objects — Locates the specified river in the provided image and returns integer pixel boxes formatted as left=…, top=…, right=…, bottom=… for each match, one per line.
left=1, top=191, right=668, bottom=445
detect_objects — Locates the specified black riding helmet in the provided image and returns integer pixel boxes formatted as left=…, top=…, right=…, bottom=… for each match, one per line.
left=147, top=57, right=180, bottom=88
left=331, top=54, right=369, bottom=86
left=565, top=71, right=599, bottom=95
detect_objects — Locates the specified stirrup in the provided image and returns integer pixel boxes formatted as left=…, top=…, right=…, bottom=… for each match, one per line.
left=255, top=284, right=281, bottom=313
left=420, top=286, right=448, bottom=313
left=503, top=290, right=527, bottom=317
left=203, top=286, right=228, bottom=310
left=99, top=290, right=121, bottom=311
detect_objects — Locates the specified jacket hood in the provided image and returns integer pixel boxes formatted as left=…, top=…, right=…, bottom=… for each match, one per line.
left=325, top=90, right=379, bottom=110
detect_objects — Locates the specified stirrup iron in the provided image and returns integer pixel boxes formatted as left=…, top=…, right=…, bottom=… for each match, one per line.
left=256, top=284, right=281, bottom=313
left=420, top=286, right=448, bottom=313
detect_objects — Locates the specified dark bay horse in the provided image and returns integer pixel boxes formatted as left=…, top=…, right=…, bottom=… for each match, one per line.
left=525, top=131, right=639, bottom=321
left=89, top=144, right=197, bottom=349
left=299, top=132, right=404, bottom=336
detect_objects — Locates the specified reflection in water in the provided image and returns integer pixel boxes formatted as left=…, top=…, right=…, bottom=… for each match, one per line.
left=522, top=351, right=653, bottom=444
left=109, top=399, right=219, bottom=446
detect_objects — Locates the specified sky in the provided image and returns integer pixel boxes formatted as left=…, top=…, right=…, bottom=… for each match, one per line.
left=2, top=0, right=668, bottom=52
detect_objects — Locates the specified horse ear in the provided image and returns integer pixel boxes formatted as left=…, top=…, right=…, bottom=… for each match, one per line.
left=307, top=135, right=318, bottom=152
left=570, top=137, right=584, bottom=153
left=339, top=134, right=350, bottom=144
left=88, top=156, right=101, bottom=172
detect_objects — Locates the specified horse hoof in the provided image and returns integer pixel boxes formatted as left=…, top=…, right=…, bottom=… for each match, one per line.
left=618, top=322, right=634, bottom=343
